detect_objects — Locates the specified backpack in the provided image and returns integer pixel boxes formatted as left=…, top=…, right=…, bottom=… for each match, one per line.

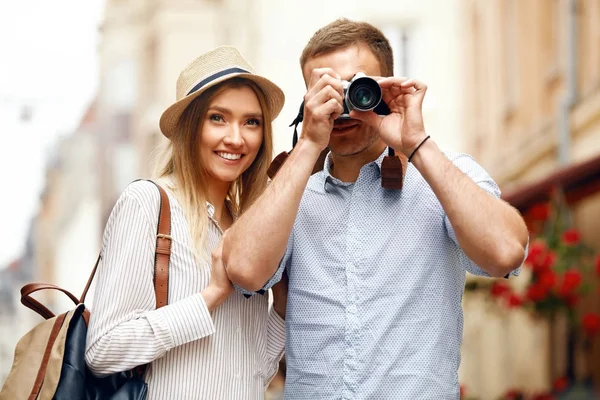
left=0, top=180, right=172, bottom=400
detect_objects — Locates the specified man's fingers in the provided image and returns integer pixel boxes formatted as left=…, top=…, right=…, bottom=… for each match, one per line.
left=315, top=85, right=344, bottom=106
left=377, top=76, right=409, bottom=87
left=400, top=79, right=427, bottom=93
left=323, top=98, right=344, bottom=119
left=309, top=68, right=341, bottom=89
left=381, top=86, right=413, bottom=107
left=304, top=74, right=343, bottom=107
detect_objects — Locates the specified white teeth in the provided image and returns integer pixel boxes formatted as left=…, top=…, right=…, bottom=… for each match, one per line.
left=217, top=152, right=242, bottom=160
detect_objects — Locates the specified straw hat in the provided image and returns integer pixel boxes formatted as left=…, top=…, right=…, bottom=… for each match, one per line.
left=159, top=45, right=285, bottom=138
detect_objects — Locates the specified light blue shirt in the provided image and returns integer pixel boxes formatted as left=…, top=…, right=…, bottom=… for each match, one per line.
left=260, top=148, right=520, bottom=400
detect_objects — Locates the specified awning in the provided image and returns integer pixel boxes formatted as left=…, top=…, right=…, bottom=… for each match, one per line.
left=501, top=153, right=600, bottom=212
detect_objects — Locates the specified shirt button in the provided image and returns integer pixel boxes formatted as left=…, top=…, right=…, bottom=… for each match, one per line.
left=348, top=263, right=356, bottom=273
left=236, top=326, right=241, bottom=333
left=348, top=304, right=357, bottom=314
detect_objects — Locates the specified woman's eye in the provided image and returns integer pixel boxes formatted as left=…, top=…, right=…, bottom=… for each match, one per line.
left=247, top=118, right=261, bottom=126
left=209, top=114, right=224, bottom=122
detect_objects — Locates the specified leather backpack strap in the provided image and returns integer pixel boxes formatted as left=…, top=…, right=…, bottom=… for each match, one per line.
left=79, top=180, right=171, bottom=309
left=136, top=180, right=172, bottom=378
left=20, top=284, right=80, bottom=320
left=80, top=254, right=101, bottom=304
left=150, top=180, right=172, bottom=309
left=28, top=313, right=67, bottom=399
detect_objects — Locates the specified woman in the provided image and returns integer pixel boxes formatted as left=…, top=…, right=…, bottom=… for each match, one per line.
left=85, top=46, right=287, bottom=399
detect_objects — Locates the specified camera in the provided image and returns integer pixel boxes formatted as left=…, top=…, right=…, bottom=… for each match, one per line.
left=268, top=73, right=393, bottom=180
left=339, top=73, right=389, bottom=119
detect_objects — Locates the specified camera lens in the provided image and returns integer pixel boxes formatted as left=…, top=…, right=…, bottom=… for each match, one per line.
left=347, top=77, right=382, bottom=111
left=353, top=86, right=375, bottom=108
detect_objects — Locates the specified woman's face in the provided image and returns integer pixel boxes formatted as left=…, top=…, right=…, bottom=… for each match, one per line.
left=199, top=85, right=264, bottom=186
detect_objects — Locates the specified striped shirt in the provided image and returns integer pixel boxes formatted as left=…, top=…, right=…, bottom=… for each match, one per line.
left=85, top=180, right=285, bottom=400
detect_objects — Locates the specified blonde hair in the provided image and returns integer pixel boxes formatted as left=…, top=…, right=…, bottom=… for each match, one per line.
left=153, top=78, right=273, bottom=263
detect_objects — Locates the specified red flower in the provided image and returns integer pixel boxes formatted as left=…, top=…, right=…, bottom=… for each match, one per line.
left=539, top=251, right=557, bottom=271
left=507, top=293, right=522, bottom=308
left=561, top=228, right=581, bottom=246
left=595, top=254, right=600, bottom=277
left=529, top=249, right=557, bottom=274
left=526, top=284, right=549, bottom=302
left=460, top=385, right=466, bottom=398
left=552, top=376, right=569, bottom=392
left=490, top=281, right=511, bottom=298
left=525, top=241, right=547, bottom=268
left=582, top=313, right=600, bottom=337
left=537, top=270, right=557, bottom=290
left=558, top=270, right=582, bottom=296
left=529, top=203, right=550, bottom=221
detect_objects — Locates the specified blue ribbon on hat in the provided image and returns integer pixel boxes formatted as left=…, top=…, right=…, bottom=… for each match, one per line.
left=186, top=67, right=250, bottom=96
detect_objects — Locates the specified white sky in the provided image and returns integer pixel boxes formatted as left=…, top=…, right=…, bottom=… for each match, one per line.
left=0, top=0, right=105, bottom=267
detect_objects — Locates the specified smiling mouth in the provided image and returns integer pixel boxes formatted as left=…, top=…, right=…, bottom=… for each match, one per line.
left=332, top=121, right=360, bottom=133
left=216, top=152, right=244, bottom=161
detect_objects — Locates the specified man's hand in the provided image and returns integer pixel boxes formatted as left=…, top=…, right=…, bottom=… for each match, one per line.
left=350, top=77, right=428, bottom=157
left=301, top=68, right=345, bottom=150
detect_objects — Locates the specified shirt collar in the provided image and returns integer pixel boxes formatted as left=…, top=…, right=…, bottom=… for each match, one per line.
left=322, top=147, right=389, bottom=191
left=160, top=176, right=229, bottom=228
left=206, top=202, right=216, bottom=219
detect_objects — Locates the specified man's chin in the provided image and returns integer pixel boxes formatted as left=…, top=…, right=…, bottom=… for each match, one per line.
left=329, top=144, right=369, bottom=158
left=329, top=136, right=385, bottom=158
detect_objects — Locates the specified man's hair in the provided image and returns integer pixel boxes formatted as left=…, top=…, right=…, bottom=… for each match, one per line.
left=300, top=18, right=394, bottom=77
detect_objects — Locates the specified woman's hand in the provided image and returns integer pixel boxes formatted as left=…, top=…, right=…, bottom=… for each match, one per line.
left=203, top=237, right=234, bottom=311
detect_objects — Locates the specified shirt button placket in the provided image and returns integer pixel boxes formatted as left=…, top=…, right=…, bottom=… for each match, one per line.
left=343, top=185, right=364, bottom=399
left=343, top=261, right=360, bottom=399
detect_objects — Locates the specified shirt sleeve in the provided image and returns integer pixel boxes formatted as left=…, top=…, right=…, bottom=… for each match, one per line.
left=261, top=305, right=286, bottom=386
left=442, top=152, right=525, bottom=278
left=235, top=227, right=293, bottom=298
left=85, top=184, right=215, bottom=377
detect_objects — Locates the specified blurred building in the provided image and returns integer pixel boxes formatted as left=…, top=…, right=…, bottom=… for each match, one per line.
left=31, top=102, right=102, bottom=310
left=0, top=260, right=40, bottom=385
left=461, top=0, right=600, bottom=397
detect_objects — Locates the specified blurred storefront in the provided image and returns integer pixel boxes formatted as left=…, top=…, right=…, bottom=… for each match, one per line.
left=461, top=0, right=600, bottom=398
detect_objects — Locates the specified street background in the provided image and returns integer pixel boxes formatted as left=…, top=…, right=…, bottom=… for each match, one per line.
left=1, top=1, right=599, bottom=399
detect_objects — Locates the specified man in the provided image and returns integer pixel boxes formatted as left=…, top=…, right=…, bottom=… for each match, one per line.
left=220, top=19, right=529, bottom=399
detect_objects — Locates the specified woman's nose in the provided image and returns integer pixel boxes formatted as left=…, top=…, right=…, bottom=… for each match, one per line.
left=223, top=125, right=243, bottom=147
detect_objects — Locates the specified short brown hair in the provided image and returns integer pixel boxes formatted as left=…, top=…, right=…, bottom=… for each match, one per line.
left=300, top=18, right=394, bottom=77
